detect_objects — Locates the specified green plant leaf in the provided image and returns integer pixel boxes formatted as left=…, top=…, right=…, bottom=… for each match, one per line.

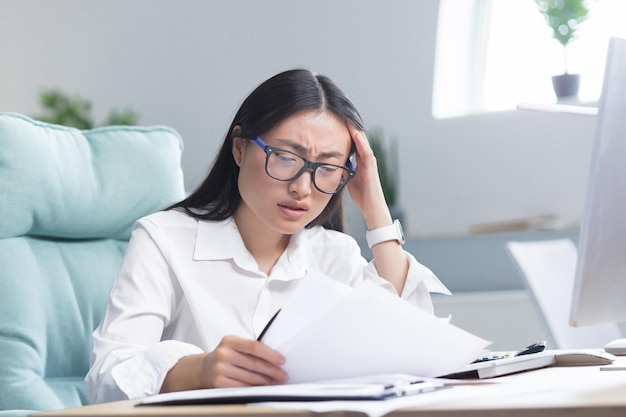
left=535, top=0, right=591, bottom=47
left=105, top=108, right=140, bottom=126
left=368, top=128, right=399, bottom=206
left=33, top=88, right=139, bottom=129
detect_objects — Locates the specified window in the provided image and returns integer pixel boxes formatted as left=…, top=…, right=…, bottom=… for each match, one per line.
left=433, top=0, right=626, bottom=119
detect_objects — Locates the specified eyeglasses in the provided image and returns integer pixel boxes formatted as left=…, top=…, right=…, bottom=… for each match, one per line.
left=249, top=136, right=356, bottom=194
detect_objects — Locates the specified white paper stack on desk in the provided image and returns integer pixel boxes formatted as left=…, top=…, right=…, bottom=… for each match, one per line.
left=140, top=272, right=490, bottom=406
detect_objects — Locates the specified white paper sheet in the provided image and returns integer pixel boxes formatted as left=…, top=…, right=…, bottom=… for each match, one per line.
left=257, top=383, right=545, bottom=417
left=261, top=273, right=351, bottom=348
left=261, top=272, right=490, bottom=383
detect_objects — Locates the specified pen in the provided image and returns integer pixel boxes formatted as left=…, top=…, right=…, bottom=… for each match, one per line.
left=257, top=309, right=281, bottom=341
left=515, top=341, right=547, bottom=356
left=388, top=380, right=443, bottom=397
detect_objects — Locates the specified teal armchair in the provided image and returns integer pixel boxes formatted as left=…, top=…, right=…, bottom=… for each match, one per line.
left=0, top=113, right=185, bottom=416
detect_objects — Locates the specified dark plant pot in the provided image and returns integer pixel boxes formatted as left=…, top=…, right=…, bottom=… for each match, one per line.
left=552, top=73, right=580, bottom=100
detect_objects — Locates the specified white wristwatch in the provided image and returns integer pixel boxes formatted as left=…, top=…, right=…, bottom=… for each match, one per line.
left=365, top=219, right=405, bottom=248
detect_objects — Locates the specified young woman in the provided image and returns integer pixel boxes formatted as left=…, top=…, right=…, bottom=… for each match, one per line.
left=86, top=69, right=449, bottom=402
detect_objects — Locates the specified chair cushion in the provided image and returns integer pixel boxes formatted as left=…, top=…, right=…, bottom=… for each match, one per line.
left=0, top=112, right=185, bottom=240
left=0, top=113, right=186, bottom=413
left=0, top=237, right=127, bottom=411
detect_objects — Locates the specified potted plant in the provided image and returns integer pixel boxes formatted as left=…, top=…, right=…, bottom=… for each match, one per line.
left=368, top=128, right=403, bottom=223
left=34, top=88, right=139, bottom=128
left=535, top=0, right=591, bottom=100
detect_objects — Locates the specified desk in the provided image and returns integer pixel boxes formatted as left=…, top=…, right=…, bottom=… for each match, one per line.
left=34, top=358, right=626, bottom=417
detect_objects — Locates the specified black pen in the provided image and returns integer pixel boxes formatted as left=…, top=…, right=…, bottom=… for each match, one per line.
left=257, top=309, right=281, bottom=341
left=515, top=341, right=547, bottom=356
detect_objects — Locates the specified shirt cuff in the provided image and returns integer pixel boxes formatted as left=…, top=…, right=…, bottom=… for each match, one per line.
left=365, top=251, right=451, bottom=313
left=401, top=251, right=451, bottom=297
left=111, top=340, right=203, bottom=399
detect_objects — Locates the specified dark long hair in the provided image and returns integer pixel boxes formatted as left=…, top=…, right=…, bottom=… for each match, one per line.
left=169, top=69, right=365, bottom=232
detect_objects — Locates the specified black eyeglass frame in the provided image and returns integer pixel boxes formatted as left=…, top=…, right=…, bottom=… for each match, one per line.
left=248, top=136, right=356, bottom=195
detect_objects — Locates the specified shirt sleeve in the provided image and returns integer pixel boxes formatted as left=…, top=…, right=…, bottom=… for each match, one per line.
left=87, top=339, right=203, bottom=403
left=313, top=229, right=451, bottom=314
left=364, top=251, right=451, bottom=314
left=85, top=219, right=202, bottom=402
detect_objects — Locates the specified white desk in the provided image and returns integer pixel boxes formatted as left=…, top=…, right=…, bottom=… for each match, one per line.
left=393, top=357, right=626, bottom=417
left=35, top=357, right=626, bottom=417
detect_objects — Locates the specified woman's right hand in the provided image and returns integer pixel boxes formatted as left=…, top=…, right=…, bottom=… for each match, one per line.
left=161, top=335, right=288, bottom=392
left=202, top=335, right=288, bottom=387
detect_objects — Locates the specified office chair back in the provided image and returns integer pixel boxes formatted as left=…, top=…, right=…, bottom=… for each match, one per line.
left=0, top=113, right=185, bottom=415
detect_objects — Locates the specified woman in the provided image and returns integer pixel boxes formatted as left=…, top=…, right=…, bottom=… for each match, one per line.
left=86, top=69, right=449, bottom=402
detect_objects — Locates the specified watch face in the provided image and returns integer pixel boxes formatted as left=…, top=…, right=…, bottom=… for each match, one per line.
left=395, top=220, right=405, bottom=244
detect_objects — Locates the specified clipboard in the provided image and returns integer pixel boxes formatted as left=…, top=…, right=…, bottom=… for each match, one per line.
left=138, top=375, right=445, bottom=406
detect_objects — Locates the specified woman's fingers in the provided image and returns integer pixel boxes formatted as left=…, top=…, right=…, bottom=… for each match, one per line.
left=347, top=123, right=374, bottom=165
left=228, top=335, right=285, bottom=367
left=210, top=359, right=285, bottom=388
left=206, top=335, right=288, bottom=388
left=345, top=122, right=389, bottom=220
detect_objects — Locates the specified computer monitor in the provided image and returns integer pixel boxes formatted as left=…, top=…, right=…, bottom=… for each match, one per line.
left=569, top=37, right=626, bottom=328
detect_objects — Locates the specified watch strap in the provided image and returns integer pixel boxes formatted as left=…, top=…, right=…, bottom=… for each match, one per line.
left=365, top=219, right=405, bottom=248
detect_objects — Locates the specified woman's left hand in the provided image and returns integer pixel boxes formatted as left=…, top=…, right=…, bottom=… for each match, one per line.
left=346, top=123, right=392, bottom=229
left=346, top=122, right=409, bottom=295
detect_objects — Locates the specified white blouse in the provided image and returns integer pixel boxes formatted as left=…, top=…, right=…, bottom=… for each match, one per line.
left=86, top=209, right=450, bottom=403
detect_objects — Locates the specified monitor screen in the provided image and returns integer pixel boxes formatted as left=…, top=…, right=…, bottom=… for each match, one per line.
left=570, top=37, right=626, bottom=327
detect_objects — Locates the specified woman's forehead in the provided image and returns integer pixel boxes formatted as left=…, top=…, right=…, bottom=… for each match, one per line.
left=265, top=111, right=351, bottom=153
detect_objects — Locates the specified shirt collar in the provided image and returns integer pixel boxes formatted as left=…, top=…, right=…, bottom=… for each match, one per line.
left=194, top=217, right=246, bottom=261
left=193, top=217, right=308, bottom=279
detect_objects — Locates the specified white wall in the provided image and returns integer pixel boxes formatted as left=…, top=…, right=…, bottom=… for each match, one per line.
left=0, top=0, right=595, bottom=238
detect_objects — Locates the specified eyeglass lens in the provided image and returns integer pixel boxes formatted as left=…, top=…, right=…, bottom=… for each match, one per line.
left=266, top=148, right=350, bottom=194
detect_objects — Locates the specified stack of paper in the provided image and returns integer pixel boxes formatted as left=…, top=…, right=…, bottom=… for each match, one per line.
left=260, top=272, right=490, bottom=383
left=140, top=272, right=490, bottom=407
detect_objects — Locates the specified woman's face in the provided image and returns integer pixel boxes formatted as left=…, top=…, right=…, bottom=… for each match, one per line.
left=233, top=110, right=352, bottom=238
